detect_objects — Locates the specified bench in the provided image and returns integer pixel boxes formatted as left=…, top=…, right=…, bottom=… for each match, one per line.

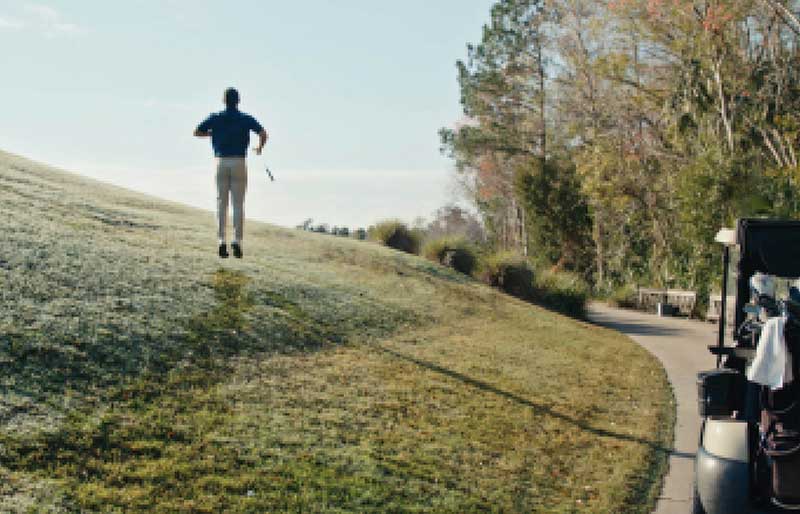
left=636, top=288, right=697, bottom=317
left=706, top=294, right=736, bottom=326
left=637, top=288, right=667, bottom=312
left=666, top=289, right=697, bottom=317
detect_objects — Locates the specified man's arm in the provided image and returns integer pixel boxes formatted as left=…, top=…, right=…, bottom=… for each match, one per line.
left=253, top=129, right=268, bottom=155
left=194, top=114, right=215, bottom=138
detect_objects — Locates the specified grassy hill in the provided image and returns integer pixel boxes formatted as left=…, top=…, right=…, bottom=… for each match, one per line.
left=0, top=151, right=673, bottom=513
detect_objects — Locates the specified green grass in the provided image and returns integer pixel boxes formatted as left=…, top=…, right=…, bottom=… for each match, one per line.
left=0, top=150, right=673, bottom=513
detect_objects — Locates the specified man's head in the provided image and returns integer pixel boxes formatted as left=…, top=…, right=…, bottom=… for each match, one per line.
left=223, top=87, right=240, bottom=109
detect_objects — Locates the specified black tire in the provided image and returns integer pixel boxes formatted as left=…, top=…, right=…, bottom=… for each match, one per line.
left=693, top=480, right=707, bottom=514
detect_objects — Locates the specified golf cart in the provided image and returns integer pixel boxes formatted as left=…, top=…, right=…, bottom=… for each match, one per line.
left=695, top=219, right=800, bottom=513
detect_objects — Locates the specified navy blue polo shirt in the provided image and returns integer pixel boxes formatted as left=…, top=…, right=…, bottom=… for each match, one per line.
left=197, top=108, right=264, bottom=158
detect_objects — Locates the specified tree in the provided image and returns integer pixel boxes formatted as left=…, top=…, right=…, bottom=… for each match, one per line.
left=515, top=156, right=593, bottom=273
left=440, top=0, right=548, bottom=254
left=426, top=204, right=486, bottom=243
left=443, top=0, right=800, bottom=296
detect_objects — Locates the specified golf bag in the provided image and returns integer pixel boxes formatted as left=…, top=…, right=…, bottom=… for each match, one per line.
left=758, top=305, right=800, bottom=506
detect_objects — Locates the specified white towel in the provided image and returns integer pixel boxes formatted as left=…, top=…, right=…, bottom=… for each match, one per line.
left=747, top=316, right=794, bottom=390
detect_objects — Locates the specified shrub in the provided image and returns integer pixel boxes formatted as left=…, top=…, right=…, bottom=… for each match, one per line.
left=532, top=270, right=590, bottom=319
left=608, top=284, right=637, bottom=309
left=422, top=237, right=478, bottom=276
left=368, top=220, right=420, bottom=254
left=479, top=252, right=535, bottom=300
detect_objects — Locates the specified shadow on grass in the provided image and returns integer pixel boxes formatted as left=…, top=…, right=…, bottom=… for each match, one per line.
left=377, top=346, right=671, bottom=451
left=0, top=268, right=351, bottom=484
left=0, top=268, right=342, bottom=429
left=377, top=346, right=674, bottom=511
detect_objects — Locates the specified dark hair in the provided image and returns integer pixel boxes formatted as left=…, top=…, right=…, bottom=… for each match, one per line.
left=224, top=87, right=240, bottom=108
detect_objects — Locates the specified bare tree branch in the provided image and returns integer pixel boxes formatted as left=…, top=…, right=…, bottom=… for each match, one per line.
left=761, top=0, right=800, bottom=36
left=757, top=126, right=786, bottom=166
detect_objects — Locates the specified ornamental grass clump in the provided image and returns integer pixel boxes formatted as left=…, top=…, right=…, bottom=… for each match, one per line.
left=532, top=269, right=590, bottom=319
left=422, top=237, right=477, bottom=276
left=368, top=220, right=420, bottom=255
left=479, top=252, right=535, bottom=300
left=608, top=284, right=638, bottom=309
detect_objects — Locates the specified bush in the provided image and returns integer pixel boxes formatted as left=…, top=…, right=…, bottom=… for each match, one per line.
left=368, top=220, right=420, bottom=254
left=478, top=253, right=589, bottom=318
left=608, top=284, right=637, bottom=309
left=422, top=237, right=478, bottom=276
left=479, top=252, right=535, bottom=300
left=532, top=270, right=590, bottom=319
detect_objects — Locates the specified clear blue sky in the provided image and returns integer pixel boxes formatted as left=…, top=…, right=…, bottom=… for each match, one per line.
left=0, top=1, right=494, bottom=228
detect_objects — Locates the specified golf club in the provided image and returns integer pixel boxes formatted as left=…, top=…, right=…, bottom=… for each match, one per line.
left=265, top=166, right=275, bottom=182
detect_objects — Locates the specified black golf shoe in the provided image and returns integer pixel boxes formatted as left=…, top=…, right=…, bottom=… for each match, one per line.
left=232, top=242, right=243, bottom=259
left=218, top=244, right=229, bottom=258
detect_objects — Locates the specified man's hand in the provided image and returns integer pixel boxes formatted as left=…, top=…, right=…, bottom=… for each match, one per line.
left=194, top=129, right=210, bottom=138
left=253, top=129, right=268, bottom=155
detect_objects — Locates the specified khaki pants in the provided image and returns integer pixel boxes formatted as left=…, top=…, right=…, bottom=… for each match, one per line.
left=216, top=157, right=247, bottom=243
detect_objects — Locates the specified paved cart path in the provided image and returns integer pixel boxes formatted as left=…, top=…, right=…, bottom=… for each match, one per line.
left=588, top=303, right=718, bottom=514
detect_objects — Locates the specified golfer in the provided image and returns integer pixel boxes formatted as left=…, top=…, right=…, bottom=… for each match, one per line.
left=194, top=87, right=268, bottom=259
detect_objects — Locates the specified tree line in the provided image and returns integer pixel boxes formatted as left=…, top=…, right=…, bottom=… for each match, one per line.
left=441, top=0, right=800, bottom=303
left=296, top=205, right=485, bottom=245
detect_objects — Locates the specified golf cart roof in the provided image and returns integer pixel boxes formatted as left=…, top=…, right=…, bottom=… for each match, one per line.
left=737, top=218, right=800, bottom=279
left=732, top=218, right=800, bottom=335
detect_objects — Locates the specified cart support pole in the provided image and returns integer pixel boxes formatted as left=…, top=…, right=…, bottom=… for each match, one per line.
left=717, top=245, right=730, bottom=368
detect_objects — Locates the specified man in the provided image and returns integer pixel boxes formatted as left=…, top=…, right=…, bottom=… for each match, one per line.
left=194, top=87, right=268, bottom=259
